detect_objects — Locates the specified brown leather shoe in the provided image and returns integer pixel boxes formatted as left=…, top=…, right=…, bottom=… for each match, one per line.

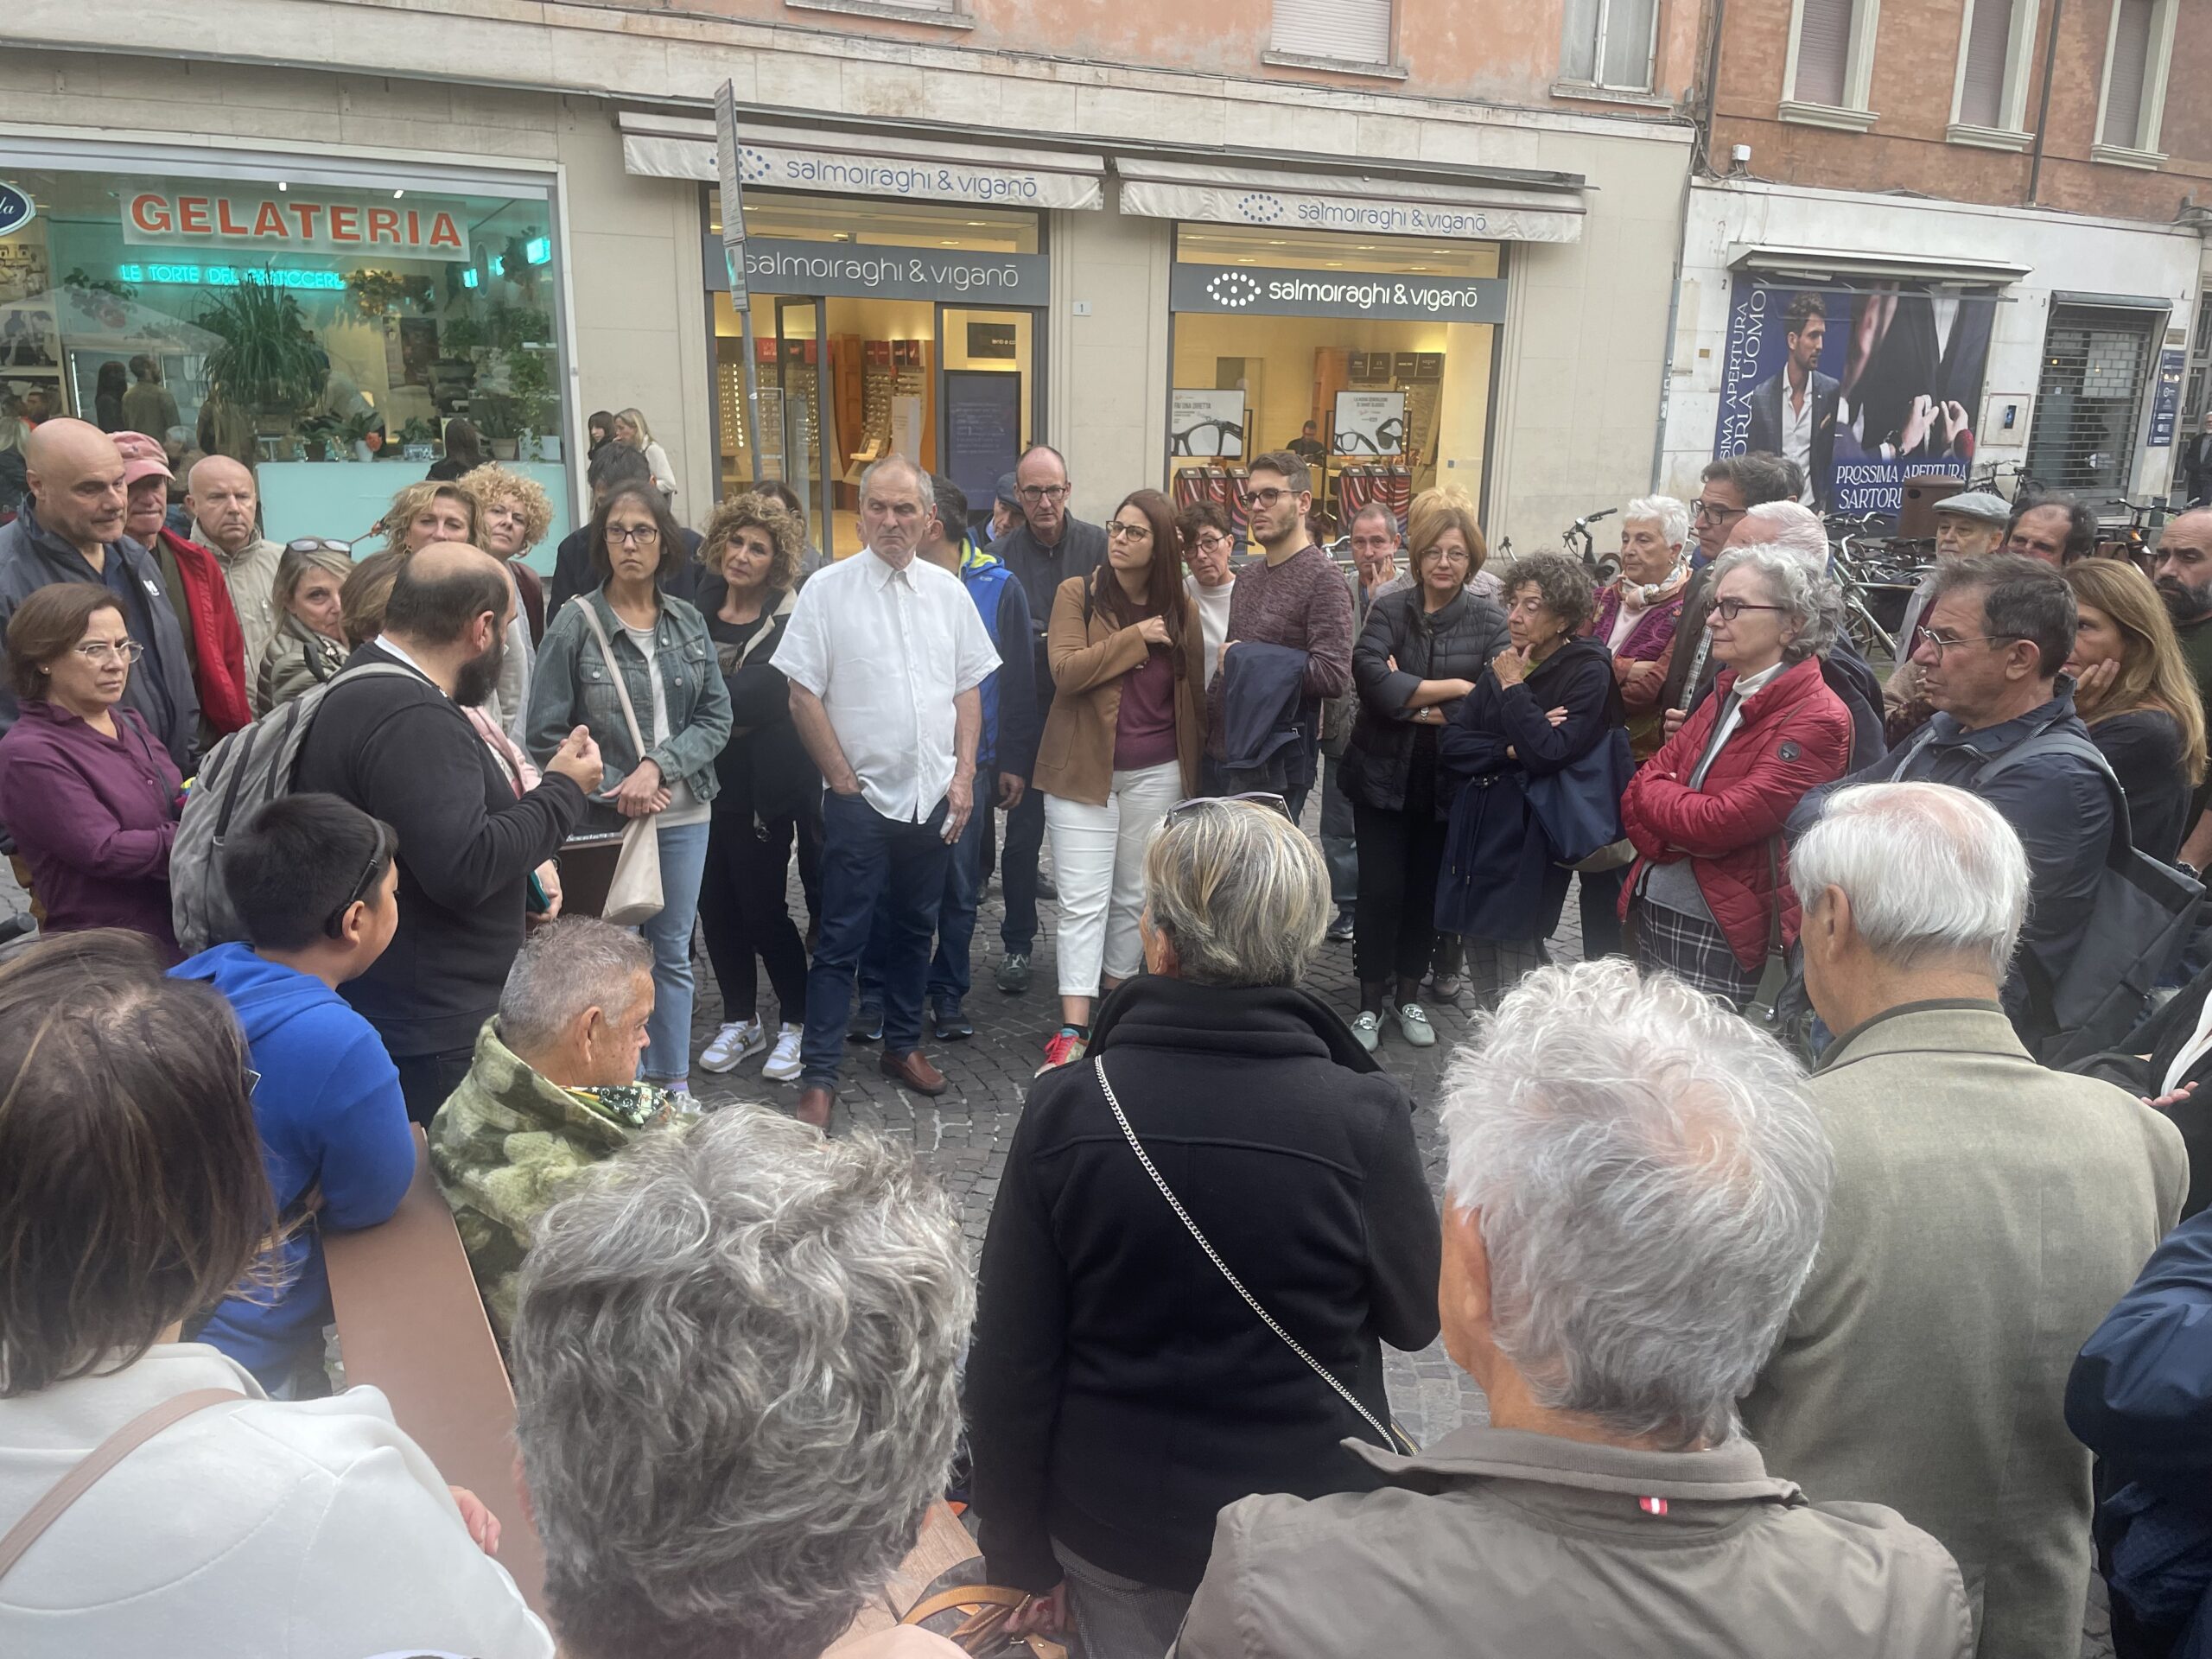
left=879, top=1048, right=948, bottom=1096
left=795, top=1086, right=833, bottom=1128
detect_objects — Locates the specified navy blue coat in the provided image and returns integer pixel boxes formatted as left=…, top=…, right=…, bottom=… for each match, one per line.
left=1433, top=635, right=1621, bottom=942
left=2067, top=1208, right=2212, bottom=1658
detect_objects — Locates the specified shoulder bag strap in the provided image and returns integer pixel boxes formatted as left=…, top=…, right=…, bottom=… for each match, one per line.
left=1091, top=1057, right=1412, bottom=1456
left=571, top=596, right=650, bottom=760
left=1743, top=836, right=1790, bottom=1025
left=0, top=1388, right=244, bottom=1582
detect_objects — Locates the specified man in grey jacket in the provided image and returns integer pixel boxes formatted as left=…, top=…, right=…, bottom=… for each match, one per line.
left=1745, top=780, right=2185, bottom=1659
left=1174, top=959, right=1972, bottom=1659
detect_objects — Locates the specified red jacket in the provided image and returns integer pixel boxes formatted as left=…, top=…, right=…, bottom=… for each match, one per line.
left=150, top=527, right=251, bottom=736
left=1618, top=655, right=1851, bottom=969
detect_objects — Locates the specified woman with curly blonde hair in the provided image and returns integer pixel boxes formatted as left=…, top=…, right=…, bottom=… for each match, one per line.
left=693, top=493, right=816, bottom=1083
left=379, top=479, right=481, bottom=556
left=462, top=464, right=556, bottom=737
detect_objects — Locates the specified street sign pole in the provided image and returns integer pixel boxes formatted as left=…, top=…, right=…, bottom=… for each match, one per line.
left=715, top=81, right=767, bottom=482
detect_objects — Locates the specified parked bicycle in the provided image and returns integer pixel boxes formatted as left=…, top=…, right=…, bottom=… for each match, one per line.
left=1826, top=512, right=1925, bottom=664
left=1562, top=506, right=1619, bottom=584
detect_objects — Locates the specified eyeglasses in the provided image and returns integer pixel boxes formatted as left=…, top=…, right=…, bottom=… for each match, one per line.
left=1106, top=521, right=1152, bottom=541
left=325, top=829, right=387, bottom=938
left=285, top=537, right=353, bottom=558
left=608, top=524, right=662, bottom=546
left=1246, top=487, right=1301, bottom=508
left=1018, top=484, right=1070, bottom=503
left=1192, top=531, right=1231, bottom=551
left=1913, top=626, right=2028, bottom=661
left=1711, top=598, right=1788, bottom=622
left=243, top=1066, right=262, bottom=1097
left=1163, top=791, right=1293, bottom=829
left=72, top=639, right=144, bottom=664
left=1692, top=498, right=1748, bottom=523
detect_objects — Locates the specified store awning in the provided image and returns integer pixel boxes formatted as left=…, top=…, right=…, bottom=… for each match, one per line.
left=1116, top=156, right=1585, bottom=245
left=1729, top=243, right=2032, bottom=285
left=2049, top=289, right=2175, bottom=312
left=618, top=111, right=1105, bottom=212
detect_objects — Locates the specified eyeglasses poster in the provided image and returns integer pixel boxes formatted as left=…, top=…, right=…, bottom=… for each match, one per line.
left=1170, top=387, right=1246, bottom=458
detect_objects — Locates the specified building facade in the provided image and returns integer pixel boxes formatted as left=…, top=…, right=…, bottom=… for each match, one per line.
left=3, top=0, right=1710, bottom=557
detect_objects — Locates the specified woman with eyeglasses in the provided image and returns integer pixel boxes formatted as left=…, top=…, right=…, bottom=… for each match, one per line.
left=1033, top=489, right=1206, bottom=1073
left=1178, top=501, right=1236, bottom=690
left=1619, top=545, right=1853, bottom=1007
left=257, top=541, right=353, bottom=713
left=2061, top=557, right=2208, bottom=863
left=0, top=583, right=185, bottom=954
left=527, top=486, right=731, bottom=1107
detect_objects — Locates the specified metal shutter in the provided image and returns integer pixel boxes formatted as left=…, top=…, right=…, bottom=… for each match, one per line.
left=2102, top=0, right=2153, bottom=147
left=2026, top=305, right=2158, bottom=493
left=1272, top=0, right=1392, bottom=63
left=1957, top=0, right=2014, bottom=127
left=1599, top=0, right=1656, bottom=88
left=1795, top=0, right=1856, bottom=106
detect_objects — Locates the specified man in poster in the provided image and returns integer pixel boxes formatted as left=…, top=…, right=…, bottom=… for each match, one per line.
left=1745, top=293, right=1838, bottom=511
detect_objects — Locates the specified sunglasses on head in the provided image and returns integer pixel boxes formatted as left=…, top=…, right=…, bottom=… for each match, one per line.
left=1162, top=791, right=1293, bottom=829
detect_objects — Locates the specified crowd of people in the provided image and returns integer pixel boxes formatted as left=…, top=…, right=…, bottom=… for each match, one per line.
left=9, top=404, right=2212, bottom=1656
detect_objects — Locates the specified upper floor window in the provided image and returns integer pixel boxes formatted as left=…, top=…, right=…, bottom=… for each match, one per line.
left=1270, top=0, right=1395, bottom=69
left=1560, top=0, right=1657, bottom=93
left=1782, top=0, right=1882, bottom=130
left=1947, top=0, right=2033, bottom=148
left=2095, top=0, right=2177, bottom=165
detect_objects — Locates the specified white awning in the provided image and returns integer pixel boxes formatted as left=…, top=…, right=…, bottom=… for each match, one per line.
left=618, top=111, right=1104, bottom=212
left=1729, top=243, right=2032, bottom=285
left=1115, top=156, right=1584, bottom=245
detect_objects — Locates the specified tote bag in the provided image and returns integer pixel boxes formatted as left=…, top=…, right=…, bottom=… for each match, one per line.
left=570, top=599, right=664, bottom=927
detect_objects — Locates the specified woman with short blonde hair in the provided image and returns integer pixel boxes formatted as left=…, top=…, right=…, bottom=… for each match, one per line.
left=612, top=407, right=677, bottom=501
left=379, top=480, right=482, bottom=556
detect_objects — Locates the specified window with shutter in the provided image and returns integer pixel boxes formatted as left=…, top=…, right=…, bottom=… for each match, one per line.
left=1560, top=0, right=1656, bottom=89
left=1956, top=0, right=2015, bottom=128
left=1560, top=0, right=1601, bottom=81
left=2101, top=0, right=2154, bottom=148
left=1272, top=0, right=1393, bottom=65
left=1794, top=0, right=1857, bottom=107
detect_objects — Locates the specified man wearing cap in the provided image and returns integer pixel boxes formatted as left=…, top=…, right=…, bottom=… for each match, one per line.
left=1885, top=489, right=2010, bottom=739
left=115, top=431, right=252, bottom=744
left=185, top=454, right=285, bottom=675
left=987, top=473, right=1022, bottom=543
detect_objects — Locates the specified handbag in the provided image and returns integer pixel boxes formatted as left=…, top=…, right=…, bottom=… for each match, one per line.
left=570, top=598, right=664, bottom=928
left=1526, top=724, right=1635, bottom=871
left=1740, top=836, right=1790, bottom=1029
left=1092, top=1057, right=1417, bottom=1457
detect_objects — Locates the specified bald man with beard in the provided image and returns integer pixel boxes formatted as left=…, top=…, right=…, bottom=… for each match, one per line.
left=0, top=417, right=198, bottom=767
left=293, top=541, right=604, bottom=1123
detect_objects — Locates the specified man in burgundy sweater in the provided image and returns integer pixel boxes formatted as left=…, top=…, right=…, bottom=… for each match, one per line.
left=1205, top=449, right=1354, bottom=820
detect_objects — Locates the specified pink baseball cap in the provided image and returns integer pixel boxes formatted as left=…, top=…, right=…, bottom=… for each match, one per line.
left=111, top=429, right=174, bottom=485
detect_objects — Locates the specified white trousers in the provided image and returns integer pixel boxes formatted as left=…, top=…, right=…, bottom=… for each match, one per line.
left=1044, top=760, right=1184, bottom=999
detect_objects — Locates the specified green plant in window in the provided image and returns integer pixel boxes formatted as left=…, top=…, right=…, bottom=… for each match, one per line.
left=195, top=273, right=327, bottom=429
left=343, top=269, right=433, bottom=321
left=296, top=411, right=344, bottom=461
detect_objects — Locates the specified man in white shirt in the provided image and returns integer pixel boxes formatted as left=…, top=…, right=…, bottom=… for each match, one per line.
left=774, top=454, right=999, bottom=1127
left=1745, top=294, right=1839, bottom=512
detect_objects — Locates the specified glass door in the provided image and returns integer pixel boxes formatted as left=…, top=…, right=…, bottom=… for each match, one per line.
left=772, top=296, right=838, bottom=553
left=938, top=306, right=1035, bottom=540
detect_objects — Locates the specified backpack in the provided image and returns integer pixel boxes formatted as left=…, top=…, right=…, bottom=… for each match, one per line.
left=170, top=664, right=420, bottom=954
left=1961, top=728, right=2204, bottom=1067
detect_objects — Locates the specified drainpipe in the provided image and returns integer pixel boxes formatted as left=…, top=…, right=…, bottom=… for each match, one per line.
left=2026, top=0, right=2064, bottom=207
left=1651, top=0, right=1728, bottom=487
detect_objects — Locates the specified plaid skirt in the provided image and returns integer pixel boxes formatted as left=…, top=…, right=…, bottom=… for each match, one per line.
left=1632, top=901, right=1760, bottom=1008
left=1463, top=936, right=1551, bottom=1010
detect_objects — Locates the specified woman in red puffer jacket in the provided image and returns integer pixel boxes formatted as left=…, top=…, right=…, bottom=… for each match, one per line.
left=1619, top=544, right=1852, bottom=1008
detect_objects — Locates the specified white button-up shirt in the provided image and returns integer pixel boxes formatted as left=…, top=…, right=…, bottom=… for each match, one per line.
left=1783, top=377, right=1815, bottom=505
left=773, top=546, right=1000, bottom=823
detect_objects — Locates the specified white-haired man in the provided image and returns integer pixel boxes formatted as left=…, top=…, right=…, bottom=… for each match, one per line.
left=1745, top=781, right=2185, bottom=1659
left=1174, top=959, right=1972, bottom=1658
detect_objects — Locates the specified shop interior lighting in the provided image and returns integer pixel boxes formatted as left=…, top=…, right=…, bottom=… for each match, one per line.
left=276, top=181, right=288, bottom=192
left=524, top=235, right=552, bottom=265
left=393, top=189, right=406, bottom=200
left=462, top=267, right=482, bottom=289
left=487, top=253, right=506, bottom=276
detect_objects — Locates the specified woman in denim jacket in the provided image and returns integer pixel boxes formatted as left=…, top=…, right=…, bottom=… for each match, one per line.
left=527, top=483, right=732, bottom=1102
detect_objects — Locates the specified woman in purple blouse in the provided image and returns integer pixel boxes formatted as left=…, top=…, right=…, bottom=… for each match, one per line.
left=0, top=582, right=184, bottom=955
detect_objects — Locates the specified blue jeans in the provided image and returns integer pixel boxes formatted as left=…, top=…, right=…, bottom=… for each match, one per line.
left=804, top=791, right=952, bottom=1086
left=859, top=781, right=986, bottom=1013
left=639, top=817, right=711, bottom=1086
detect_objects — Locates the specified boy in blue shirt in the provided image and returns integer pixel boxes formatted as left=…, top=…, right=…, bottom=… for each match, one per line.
left=172, top=792, right=415, bottom=1393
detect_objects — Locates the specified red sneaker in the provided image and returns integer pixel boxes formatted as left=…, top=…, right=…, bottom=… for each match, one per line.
left=1036, top=1028, right=1089, bottom=1076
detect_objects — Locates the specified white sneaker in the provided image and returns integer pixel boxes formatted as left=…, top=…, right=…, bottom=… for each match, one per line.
left=762, top=1023, right=805, bottom=1082
left=700, top=1018, right=765, bottom=1074
left=669, top=1088, right=703, bottom=1118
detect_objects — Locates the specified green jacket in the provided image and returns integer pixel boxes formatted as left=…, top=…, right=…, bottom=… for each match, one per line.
left=428, top=1017, right=673, bottom=1342
left=256, top=612, right=345, bottom=715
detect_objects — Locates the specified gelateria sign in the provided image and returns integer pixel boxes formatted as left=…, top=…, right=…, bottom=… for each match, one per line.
left=1170, top=262, right=1506, bottom=322
left=122, top=185, right=475, bottom=261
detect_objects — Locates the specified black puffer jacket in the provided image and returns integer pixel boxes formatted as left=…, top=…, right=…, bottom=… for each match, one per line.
left=1339, top=584, right=1510, bottom=812
left=967, top=974, right=1441, bottom=1597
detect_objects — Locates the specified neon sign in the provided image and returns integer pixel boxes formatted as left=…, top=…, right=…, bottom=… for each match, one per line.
left=116, top=263, right=348, bottom=291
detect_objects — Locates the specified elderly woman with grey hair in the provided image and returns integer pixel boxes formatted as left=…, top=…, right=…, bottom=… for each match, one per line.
left=1434, top=550, right=1625, bottom=1009
left=508, top=1105, right=973, bottom=1659
left=1173, top=960, right=1974, bottom=1658
left=1619, top=543, right=1853, bottom=1007
left=967, top=798, right=1440, bottom=1658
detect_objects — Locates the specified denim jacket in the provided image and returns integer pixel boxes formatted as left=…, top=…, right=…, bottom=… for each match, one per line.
left=526, top=591, right=732, bottom=832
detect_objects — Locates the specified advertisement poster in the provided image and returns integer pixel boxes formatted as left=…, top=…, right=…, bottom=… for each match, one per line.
left=1713, top=277, right=1998, bottom=518
left=944, top=370, right=1022, bottom=511
left=1170, top=388, right=1246, bottom=457
left=1333, top=389, right=1407, bottom=456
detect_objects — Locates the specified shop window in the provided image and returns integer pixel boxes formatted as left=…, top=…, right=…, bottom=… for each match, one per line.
left=1948, top=0, right=2034, bottom=147
left=1559, top=0, right=1657, bottom=93
left=2094, top=0, right=2176, bottom=165
left=1269, top=0, right=1394, bottom=69
left=2025, top=304, right=2158, bottom=495
left=0, top=161, right=571, bottom=550
left=1782, top=0, right=1881, bottom=130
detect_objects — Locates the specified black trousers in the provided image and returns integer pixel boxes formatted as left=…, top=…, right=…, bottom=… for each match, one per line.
left=1352, top=796, right=1449, bottom=987
left=999, top=781, right=1046, bottom=954
left=698, top=807, right=810, bottom=1030
left=1577, top=865, right=1627, bottom=960
left=394, top=1044, right=477, bottom=1128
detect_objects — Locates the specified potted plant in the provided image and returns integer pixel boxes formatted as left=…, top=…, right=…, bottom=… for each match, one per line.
left=195, top=274, right=327, bottom=440
left=339, top=409, right=384, bottom=462
left=296, top=411, right=344, bottom=462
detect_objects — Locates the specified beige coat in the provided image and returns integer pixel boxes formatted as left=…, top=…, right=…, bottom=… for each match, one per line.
left=1172, top=1424, right=1972, bottom=1657
left=1033, top=575, right=1205, bottom=807
left=1741, top=1000, right=2186, bottom=1659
